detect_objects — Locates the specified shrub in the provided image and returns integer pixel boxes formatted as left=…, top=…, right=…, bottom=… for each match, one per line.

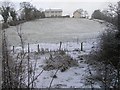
left=90, top=27, right=119, bottom=68
left=43, top=51, right=78, bottom=72
left=2, top=23, right=9, bottom=29
left=87, top=25, right=120, bottom=88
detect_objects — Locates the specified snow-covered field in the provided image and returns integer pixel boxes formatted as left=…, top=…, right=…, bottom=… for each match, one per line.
left=11, top=39, right=101, bottom=88
left=5, top=18, right=105, bottom=46
left=7, top=18, right=106, bottom=88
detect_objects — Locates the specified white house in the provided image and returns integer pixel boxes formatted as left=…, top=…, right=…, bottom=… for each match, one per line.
left=73, top=11, right=81, bottom=18
left=45, top=9, right=62, bottom=18
left=73, top=9, right=83, bottom=18
left=73, top=9, right=89, bottom=18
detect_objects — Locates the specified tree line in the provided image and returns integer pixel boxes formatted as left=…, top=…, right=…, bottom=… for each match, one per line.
left=91, top=4, right=118, bottom=26
left=0, top=1, right=45, bottom=28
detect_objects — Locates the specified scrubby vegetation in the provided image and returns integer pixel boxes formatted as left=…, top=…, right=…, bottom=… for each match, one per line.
left=87, top=2, right=120, bottom=89
left=87, top=26, right=120, bottom=88
left=43, top=50, right=78, bottom=72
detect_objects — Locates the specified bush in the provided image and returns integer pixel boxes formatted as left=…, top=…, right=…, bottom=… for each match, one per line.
left=2, top=23, right=9, bottom=29
left=90, top=27, right=119, bottom=68
left=43, top=51, right=78, bottom=72
left=8, top=21, right=17, bottom=26
left=87, top=25, right=120, bottom=88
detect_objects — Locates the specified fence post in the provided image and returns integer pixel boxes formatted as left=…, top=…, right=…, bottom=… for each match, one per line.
left=81, top=42, right=83, bottom=51
left=37, top=44, right=40, bottom=53
left=13, top=46, right=14, bottom=53
left=59, top=41, right=62, bottom=50
left=27, top=43, right=30, bottom=89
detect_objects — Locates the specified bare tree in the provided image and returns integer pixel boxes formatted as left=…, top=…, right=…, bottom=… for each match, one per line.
left=16, top=24, right=25, bottom=54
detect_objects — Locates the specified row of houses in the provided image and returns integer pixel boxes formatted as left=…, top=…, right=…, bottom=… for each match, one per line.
left=44, top=9, right=89, bottom=18
left=0, top=9, right=88, bottom=22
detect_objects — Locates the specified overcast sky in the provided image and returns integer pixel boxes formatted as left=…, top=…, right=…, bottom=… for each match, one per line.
left=0, top=0, right=119, bottom=16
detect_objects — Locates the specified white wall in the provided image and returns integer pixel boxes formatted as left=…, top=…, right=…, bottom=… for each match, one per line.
left=73, top=12, right=81, bottom=18
left=45, top=11, right=62, bottom=17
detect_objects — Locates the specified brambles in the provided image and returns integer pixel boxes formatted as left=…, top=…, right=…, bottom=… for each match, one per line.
left=43, top=50, right=78, bottom=72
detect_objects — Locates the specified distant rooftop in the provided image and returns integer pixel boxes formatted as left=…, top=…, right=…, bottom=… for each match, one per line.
left=73, top=9, right=83, bottom=15
left=45, top=9, right=63, bottom=12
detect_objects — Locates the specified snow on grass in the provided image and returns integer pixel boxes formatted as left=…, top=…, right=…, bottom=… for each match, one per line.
left=12, top=38, right=97, bottom=54
left=10, top=38, right=100, bottom=88
left=6, top=18, right=105, bottom=46
left=5, top=18, right=108, bottom=88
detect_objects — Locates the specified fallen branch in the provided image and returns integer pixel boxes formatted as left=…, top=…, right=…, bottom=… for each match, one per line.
left=48, top=69, right=59, bottom=89
left=28, top=69, right=44, bottom=86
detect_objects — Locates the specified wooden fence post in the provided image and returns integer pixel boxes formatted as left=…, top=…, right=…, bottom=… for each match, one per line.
left=27, top=43, right=30, bottom=89
left=13, top=46, right=14, bottom=53
left=81, top=42, right=83, bottom=51
left=37, top=44, right=40, bottom=53
left=59, top=41, right=62, bottom=50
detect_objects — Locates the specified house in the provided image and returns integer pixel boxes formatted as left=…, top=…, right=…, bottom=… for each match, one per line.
left=45, top=9, right=62, bottom=18
left=73, top=9, right=89, bottom=18
left=73, top=9, right=83, bottom=18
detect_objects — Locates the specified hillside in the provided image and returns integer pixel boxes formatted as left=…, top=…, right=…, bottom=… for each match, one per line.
left=5, top=18, right=105, bottom=46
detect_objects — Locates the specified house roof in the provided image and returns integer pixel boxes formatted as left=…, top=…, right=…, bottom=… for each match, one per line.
left=45, top=9, right=62, bottom=12
left=73, top=9, right=83, bottom=15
